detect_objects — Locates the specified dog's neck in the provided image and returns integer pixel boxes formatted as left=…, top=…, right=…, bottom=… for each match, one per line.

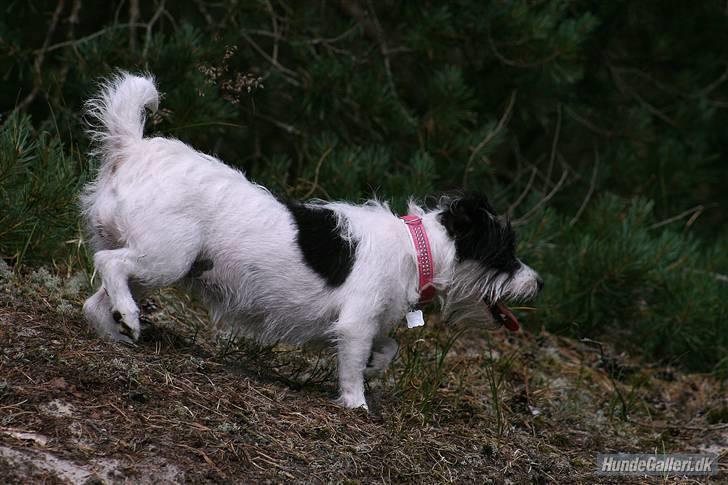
left=404, top=206, right=458, bottom=295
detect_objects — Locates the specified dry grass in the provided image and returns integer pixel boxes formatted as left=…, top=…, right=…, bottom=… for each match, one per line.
left=0, top=265, right=726, bottom=483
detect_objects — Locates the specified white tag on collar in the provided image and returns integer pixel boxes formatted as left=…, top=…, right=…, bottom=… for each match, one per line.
left=405, top=309, right=425, bottom=328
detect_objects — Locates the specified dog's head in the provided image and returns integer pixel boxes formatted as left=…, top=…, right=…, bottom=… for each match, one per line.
left=437, top=194, right=542, bottom=329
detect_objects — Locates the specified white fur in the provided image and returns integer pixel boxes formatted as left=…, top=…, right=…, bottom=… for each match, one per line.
left=81, top=73, right=540, bottom=409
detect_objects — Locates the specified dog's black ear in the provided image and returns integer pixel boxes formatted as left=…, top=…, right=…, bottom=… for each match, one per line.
left=439, top=195, right=493, bottom=237
left=438, top=193, right=518, bottom=269
left=442, top=198, right=472, bottom=235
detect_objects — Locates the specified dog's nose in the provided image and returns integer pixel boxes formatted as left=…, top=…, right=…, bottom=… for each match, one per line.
left=536, top=276, right=544, bottom=292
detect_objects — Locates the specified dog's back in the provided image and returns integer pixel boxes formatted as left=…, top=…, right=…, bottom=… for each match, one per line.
left=80, top=73, right=367, bottom=345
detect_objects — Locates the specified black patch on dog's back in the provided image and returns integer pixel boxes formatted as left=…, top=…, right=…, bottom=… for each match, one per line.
left=286, top=203, right=356, bottom=287
left=188, top=258, right=213, bottom=278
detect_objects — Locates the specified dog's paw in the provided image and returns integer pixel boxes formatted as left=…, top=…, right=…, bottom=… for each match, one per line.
left=83, top=298, right=136, bottom=345
left=111, top=308, right=140, bottom=341
left=336, top=393, right=369, bottom=411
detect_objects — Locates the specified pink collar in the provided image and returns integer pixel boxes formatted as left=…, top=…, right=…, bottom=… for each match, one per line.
left=400, top=215, right=436, bottom=306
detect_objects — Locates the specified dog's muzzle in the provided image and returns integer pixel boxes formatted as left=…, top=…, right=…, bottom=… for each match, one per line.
left=486, top=272, right=543, bottom=332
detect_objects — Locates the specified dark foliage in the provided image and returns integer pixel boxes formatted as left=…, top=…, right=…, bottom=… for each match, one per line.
left=1, top=0, right=725, bottom=371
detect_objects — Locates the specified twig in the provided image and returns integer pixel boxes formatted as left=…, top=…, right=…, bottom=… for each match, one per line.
left=0, top=400, right=29, bottom=411
left=689, top=269, right=728, bottom=283
left=487, top=24, right=560, bottom=69
left=303, top=24, right=360, bottom=46
left=463, top=90, right=517, bottom=187
left=563, top=105, right=626, bottom=139
left=15, top=0, right=66, bottom=112
left=512, top=167, right=568, bottom=226
left=569, top=147, right=599, bottom=226
left=178, top=444, right=227, bottom=478
left=108, top=402, right=131, bottom=422
left=264, top=0, right=280, bottom=68
left=339, top=0, right=380, bottom=45
left=142, top=0, right=166, bottom=58
left=33, top=1, right=65, bottom=72
left=240, top=31, right=301, bottom=86
left=699, top=64, right=728, bottom=96
left=339, top=0, right=405, bottom=111
left=365, top=0, right=395, bottom=94
left=302, top=145, right=334, bottom=199
left=112, top=0, right=126, bottom=25
left=129, top=0, right=140, bottom=51
left=631, top=87, right=680, bottom=128
left=194, top=0, right=215, bottom=26
left=167, top=121, right=245, bottom=132
left=628, top=418, right=728, bottom=431
left=609, top=62, right=680, bottom=129
left=160, top=9, right=179, bottom=31
left=57, top=0, right=82, bottom=90
left=545, top=104, right=561, bottom=187
left=648, top=205, right=710, bottom=230
left=251, top=110, right=302, bottom=136
left=37, top=22, right=148, bottom=54
left=506, top=168, right=537, bottom=216
left=244, top=24, right=360, bottom=47
left=580, top=338, right=629, bottom=419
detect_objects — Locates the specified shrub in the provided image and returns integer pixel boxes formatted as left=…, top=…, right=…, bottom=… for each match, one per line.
left=0, top=114, right=87, bottom=264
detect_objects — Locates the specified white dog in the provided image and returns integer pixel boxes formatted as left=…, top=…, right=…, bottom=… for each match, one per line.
left=81, top=73, right=542, bottom=409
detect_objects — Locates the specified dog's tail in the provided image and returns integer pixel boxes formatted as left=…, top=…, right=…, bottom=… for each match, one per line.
left=86, top=72, right=159, bottom=159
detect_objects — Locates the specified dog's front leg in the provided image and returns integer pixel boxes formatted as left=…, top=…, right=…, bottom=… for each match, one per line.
left=334, top=312, right=377, bottom=410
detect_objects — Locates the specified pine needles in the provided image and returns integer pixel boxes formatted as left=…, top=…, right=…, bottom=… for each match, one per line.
left=0, top=114, right=87, bottom=265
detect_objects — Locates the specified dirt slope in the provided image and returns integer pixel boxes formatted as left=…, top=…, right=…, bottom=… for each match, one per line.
left=0, top=268, right=726, bottom=483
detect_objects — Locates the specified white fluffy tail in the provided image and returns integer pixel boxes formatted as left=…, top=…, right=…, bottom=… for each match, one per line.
left=86, top=72, right=159, bottom=160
